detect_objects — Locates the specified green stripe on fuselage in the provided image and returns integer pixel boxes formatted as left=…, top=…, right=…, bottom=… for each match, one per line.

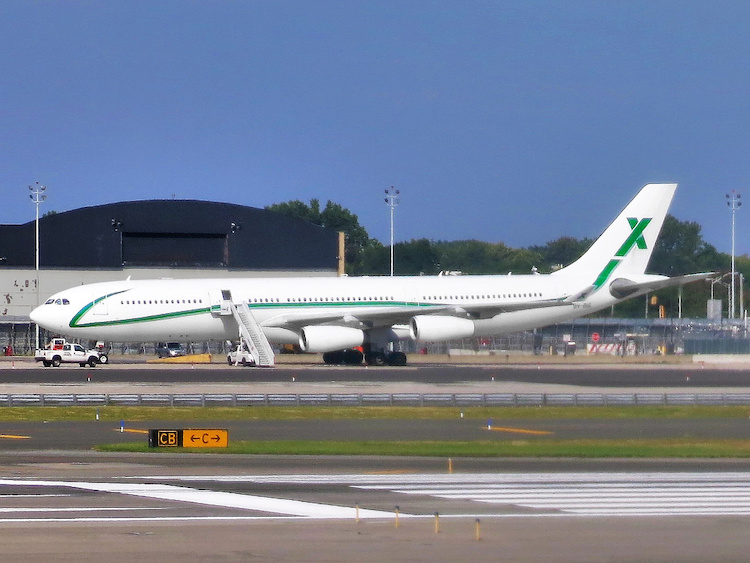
left=72, top=307, right=211, bottom=329
left=69, top=291, right=128, bottom=328
left=72, top=296, right=437, bottom=330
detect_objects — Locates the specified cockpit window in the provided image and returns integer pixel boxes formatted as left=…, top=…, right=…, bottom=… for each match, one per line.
left=46, top=298, right=71, bottom=305
left=45, top=298, right=54, bottom=305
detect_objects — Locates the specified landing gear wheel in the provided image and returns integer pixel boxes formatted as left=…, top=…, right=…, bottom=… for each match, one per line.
left=323, top=351, right=344, bottom=365
left=342, top=349, right=363, bottom=365
left=386, top=351, right=407, bottom=366
left=365, top=352, right=387, bottom=366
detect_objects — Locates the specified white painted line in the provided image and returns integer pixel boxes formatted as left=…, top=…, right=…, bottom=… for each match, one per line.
left=0, top=507, right=165, bottom=513
left=0, top=480, right=393, bottom=520
left=0, top=494, right=70, bottom=498
left=138, top=471, right=750, bottom=485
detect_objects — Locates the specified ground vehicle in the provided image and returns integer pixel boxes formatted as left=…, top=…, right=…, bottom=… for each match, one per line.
left=35, top=338, right=108, bottom=367
left=227, top=342, right=256, bottom=366
left=156, top=342, right=187, bottom=358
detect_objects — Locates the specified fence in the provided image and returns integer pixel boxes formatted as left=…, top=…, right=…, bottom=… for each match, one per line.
left=3, top=392, right=750, bottom=407
left=4, top=317, right=750, bottom=357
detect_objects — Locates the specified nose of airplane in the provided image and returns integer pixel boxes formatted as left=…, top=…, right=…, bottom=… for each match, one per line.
left=29, top=305, right=42, bottom=324
left=29, top=303, right=56, bottom=331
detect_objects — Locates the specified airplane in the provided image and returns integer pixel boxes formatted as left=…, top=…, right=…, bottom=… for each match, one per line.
left=30, top=183, right=711, bottom=367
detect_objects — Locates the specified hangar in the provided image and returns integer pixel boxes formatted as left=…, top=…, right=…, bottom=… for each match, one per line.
left=0, top=199, right=341, bottom=353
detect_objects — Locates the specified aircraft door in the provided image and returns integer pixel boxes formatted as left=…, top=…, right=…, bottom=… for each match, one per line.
left=208, top=289, right=233, bottom=316
left=406, top=286, right=420, bottom=306
left=92, top=293, right=108, bottom=316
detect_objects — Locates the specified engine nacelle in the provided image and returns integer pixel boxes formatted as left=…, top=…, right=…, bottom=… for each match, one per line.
left=409, top=315, right=475, bottom=342
left=299, top=326, right=365, bottom=353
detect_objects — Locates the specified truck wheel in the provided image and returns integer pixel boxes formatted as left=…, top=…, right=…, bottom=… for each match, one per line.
left=88, top=358, right=98, bottom=368
left=79, top=363, right=87, bottom=367
left=98, top=354, right=108, bottom=364
left=52, top=357, right=61, bottom=367
left=43, top=360, right=51, bottom=367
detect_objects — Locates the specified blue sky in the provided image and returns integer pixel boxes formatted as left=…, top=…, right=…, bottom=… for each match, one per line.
left=2, top=1, right=750, bottom=255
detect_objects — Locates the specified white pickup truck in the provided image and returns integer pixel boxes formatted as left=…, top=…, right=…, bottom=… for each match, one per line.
left=35, top=338, right=108, bottom=367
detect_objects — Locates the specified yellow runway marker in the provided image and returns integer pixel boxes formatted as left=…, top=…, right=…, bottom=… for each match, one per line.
left=0, top=434, right=31, bottom=440
left=487, top=426, right=554, bottom=436
left=117, top=428, right=149, bottom=435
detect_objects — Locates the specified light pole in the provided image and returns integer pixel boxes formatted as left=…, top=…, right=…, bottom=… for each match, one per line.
left=29, top=182, right=46, bottom=351
left=384, top=186, right=400, bottom=277
left=726, top=190, right=741, bottom=319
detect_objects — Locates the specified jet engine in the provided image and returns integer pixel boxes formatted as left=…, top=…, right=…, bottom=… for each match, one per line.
left=409, top=315, right=475, bottom=342
left=299, top=326, right=365, bottom=353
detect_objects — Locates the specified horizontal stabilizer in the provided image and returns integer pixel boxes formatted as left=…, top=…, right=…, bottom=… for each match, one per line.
left=608, top=272, right=715, bottom=299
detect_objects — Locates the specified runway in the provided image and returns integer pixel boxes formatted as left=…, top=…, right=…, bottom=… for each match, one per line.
left=1, top=359, right=750, bottom=561
left=1, top=359, right=750, bottom=394
left=0, top=453, right=749, bottom=562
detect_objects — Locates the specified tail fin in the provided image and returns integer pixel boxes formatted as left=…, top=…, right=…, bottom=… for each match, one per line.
left=555, top=183, right=677, bottom=286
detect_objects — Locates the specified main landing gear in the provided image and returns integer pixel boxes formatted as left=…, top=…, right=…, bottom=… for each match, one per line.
left=322, top=348, right=407, bottom=366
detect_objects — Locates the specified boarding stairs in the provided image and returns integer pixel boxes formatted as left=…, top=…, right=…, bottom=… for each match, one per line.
left=230, top=302, right=275, bottom=367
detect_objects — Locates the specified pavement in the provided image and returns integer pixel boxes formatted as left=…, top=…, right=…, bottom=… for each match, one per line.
left=0, top=356, right=750, bottom=562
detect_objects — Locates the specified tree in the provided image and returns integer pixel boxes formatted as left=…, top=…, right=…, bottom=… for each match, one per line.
left=531, top=236, right=593, bottom=270
left=392, top=239, right=440, bottom=275
left=266, top=199, right=322, bottom=225
left=266, top=199, right=370, bottom=273
left=649, top=215, right=726, bottom=276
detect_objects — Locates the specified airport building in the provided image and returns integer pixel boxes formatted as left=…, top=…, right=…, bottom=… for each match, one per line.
left=0, top=200, right=341, bottom=353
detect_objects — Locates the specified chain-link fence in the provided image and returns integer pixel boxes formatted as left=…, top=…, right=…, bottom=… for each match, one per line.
left=3, top=318, right=749, bottom=357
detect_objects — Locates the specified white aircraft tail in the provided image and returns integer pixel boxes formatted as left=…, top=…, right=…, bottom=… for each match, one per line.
left=555, top=183, right=677, bottom=288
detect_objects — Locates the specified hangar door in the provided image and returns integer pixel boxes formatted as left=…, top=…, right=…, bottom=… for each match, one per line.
left=122, top=233, right=228, bottom=267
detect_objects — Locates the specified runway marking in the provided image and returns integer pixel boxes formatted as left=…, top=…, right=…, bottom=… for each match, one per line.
left=0, top=507, right=165, bottom=513
left=0, top=434, right=31, bottom=440
left=0, top=494, right=70, bottom=498
left=348, top=472, right=750, bottom=517
left=486, top=426, right=554, bottom=435
left=3, top=473, right=750, bottom=522
left=363, top=470, right=416, bottom=475
left=117, top=428, right=149, bottom=435
left=151, top=472, right=750, bottom=517
left=0, top=480, right=392, bottom=520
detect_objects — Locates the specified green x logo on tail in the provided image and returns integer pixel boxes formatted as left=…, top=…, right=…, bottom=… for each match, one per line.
left=616, top=218, right=651, bottom=257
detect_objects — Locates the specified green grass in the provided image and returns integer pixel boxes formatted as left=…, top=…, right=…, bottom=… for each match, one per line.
left=96, top=438, right=750, bottom=458
left=4, top=405, right=749, bottom=458
left=1, top=405, right=750, bottom=422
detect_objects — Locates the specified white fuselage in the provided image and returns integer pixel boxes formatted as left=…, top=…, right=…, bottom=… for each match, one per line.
left=30, top=271, right=624, bottom=345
